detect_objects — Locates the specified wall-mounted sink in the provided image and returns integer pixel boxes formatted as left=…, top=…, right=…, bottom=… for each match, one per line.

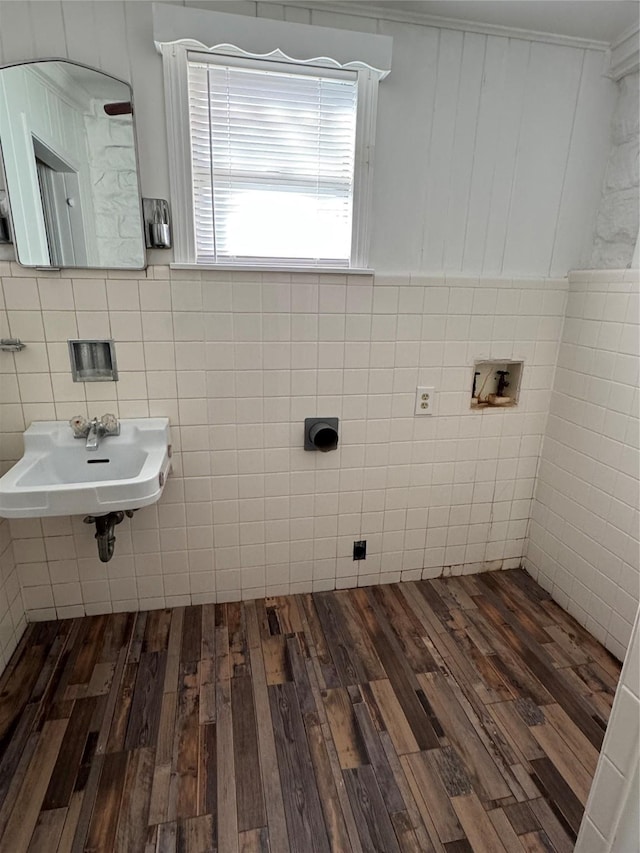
left=0, top=418, right=171, bottom=518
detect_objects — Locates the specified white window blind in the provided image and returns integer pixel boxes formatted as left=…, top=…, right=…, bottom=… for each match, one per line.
left=187, top=55, right=358, bottom=267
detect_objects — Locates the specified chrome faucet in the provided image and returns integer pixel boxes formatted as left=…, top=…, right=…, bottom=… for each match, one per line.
left=69, top=414, right=120, bottom=450
left=85, top=418, right=103, bottom=450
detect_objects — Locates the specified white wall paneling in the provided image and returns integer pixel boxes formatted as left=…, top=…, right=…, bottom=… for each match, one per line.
left=551, top=49, right=621, bottom=275
left=590, top=71, right=640, bottom=269
left=0, top=0, right=618, bottom=276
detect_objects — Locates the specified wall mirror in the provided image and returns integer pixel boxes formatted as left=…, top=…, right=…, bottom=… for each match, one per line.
left=0, top=59, right=145, bottom=269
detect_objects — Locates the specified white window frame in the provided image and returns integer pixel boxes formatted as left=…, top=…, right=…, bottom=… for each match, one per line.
left=154, top=0, right=392, bottom=273
left=161, top=42, right=380, bottom=272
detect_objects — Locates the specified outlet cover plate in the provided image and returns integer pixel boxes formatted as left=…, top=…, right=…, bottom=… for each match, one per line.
left=353, top=540, right=367, bottom=560
left=415, top=386, right=435, bottom=415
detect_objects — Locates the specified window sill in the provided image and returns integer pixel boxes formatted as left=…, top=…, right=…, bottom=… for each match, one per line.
left=170, top=263, right=374, bottom=276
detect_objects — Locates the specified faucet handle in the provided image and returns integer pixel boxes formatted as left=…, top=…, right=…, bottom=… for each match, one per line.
left=100, top=413, right=120, bottom=435
left=69, top=415, right=90, bottom=437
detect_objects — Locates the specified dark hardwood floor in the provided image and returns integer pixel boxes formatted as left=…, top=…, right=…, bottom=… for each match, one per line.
left=0, top=568, right=621, bottom=853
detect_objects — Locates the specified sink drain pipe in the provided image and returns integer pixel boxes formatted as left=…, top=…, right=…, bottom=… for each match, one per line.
left=84, top=510, right=135, bottom=562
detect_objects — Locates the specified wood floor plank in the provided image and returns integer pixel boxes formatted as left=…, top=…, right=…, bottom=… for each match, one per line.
left=270, top=681, right=331, bottom=853
left=418, top=671, right=512, bottom=802
left=451, top=792, right=509, bottom=853
left=171, top=663, right=200, bottom=821
left=157, top=820, right=177, bottom=853
left=143, top=609, right=173, bottom=655
left=176, top=814, right=214, bottom=853
left=401, top=770, right=449, bottom=853
left=486, top=701, right=546, bottom=764
left=285, top=635, right=317, bottom=720
left=487, top=808, right=526, bottom=853
left=302, top=650, right=364, bottom=853
left=529, top=720, right=594, bottom=804
left=238, top=825, right=269, bottom=853
left=0, top=635, right=57, bottom=745
left=165, top=608, right=185, bottom=695
left=473, top=587, right=606, bottom=749
left=529, top=757, right=583, bottom=837
left=100, top=612, right=134, bottom=664
left=336, top=591, right=386, bottom=681
left=69, top=615, right=107, bottom=686
left=542, top=703, right=600, bottom=776
left=355, top=589, right=440, bottom=750
left=527, top=797, right=575, bottom=853
left=216, top=622, right=239, bottom=853
left=368, top=679, right=420, bottom=755
left=0, top=570, right=619, bottom=853
left=180, top=606, right=202, bottom=665
left=43, top=697, right=97, bottom=809
left=114, top=747, right=155, bottom=853
left=305, top=720, right=356, bottom=853
left=27, top=807, right=67, bottom=852
left=228, top=601, right=249, bottom=678
left=69, top=752, right=104, bottom=853
left=538, top=597, right=620, bottom=679
left=370, top=585, right=439, bottom=674
left=299, top=594, right=341, bottom=689
left=1, top=719, right=68, bottom=853
left=323, top=687, right=368, bottom=770
left=232, top=674, right=266, bottom=831
left=352, top=697, right=404, bottom=814
left=198, top=723, right=217, bottom=821
left=106, top=658, right=138, bottom=754
left=56, top=791, right=83, bottom=853
left=125, top=651, right=168, bottom=750
left=82, top=749, right=128, bottom=853
left=404, top=751, right=466, bottom=844
left=502, top=801, right=540, bottom=836
left=314, top=592, right=367, bottom=685
left=344, top=764, right=402, bottom=853
left=0, top=703, right=39, bottom=813
left=149, top=763, right=172, bottom=827
left=245, top=602, right=291, bottom=853
left=389, top=810, right=423, bottom=853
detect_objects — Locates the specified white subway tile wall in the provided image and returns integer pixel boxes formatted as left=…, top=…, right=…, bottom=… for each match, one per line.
left=0, top=518, right=24, bottom=671
left=0, top=263, right=567, bottom=620
left=575, top=610, right=640, bottom=852
left=525, top=269, right=639, bottom=660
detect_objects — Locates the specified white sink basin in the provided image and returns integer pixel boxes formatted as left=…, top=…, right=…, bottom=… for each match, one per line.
left=0, top=418, right=171, bottom=518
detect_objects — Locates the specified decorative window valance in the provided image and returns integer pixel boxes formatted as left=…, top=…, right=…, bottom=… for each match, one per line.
left=152, top=2, right=392, bottom=78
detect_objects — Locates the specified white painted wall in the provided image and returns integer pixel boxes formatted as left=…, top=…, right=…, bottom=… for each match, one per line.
left=591, top=71, right=640, bottom=268
left=525, top=269, right=639, bottom=661
left=0, top=0, right=617, bottom=277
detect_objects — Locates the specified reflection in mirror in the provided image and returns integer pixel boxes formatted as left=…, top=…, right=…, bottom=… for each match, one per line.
left=0, top=60, right=145, bottom=269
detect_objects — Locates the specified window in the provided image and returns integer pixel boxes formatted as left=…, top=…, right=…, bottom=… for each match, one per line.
left=188, top=56, right=358, bottom=267
left=154, top=4, right=392, bottom=271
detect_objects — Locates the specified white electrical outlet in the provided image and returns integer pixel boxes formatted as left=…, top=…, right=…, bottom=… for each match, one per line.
left=415, top=386, right=436, bottom=415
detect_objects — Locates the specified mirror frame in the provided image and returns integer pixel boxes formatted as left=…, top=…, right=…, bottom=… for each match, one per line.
left=0, top=57, right=147, bottom=271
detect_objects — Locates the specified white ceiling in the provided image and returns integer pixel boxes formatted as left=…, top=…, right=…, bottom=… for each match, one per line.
left=332, top=1, right=639, bottom=43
